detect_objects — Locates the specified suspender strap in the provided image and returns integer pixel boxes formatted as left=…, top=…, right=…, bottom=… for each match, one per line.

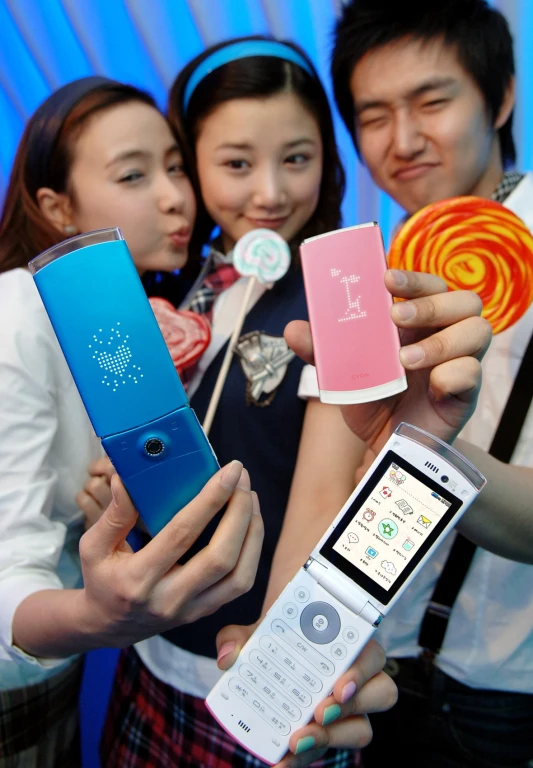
left=419, top=325, right=533, bottom=655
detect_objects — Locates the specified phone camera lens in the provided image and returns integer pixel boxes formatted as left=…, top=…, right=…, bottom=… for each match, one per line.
left=441, top=475, right=449, bottom=484
left=144, top=437, right=165, bottom=456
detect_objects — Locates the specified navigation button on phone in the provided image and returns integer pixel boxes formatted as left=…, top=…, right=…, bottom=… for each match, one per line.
left=283, top=603, right=298, bottom=619
left=300, top=602, right=341, bottom=645
left=343, top=627, right=359, bottom=644
left=331, top=643, right=347, bottom=660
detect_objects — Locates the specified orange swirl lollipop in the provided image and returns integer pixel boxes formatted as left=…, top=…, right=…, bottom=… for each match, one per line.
left=388, top=196, right=533, bottom=334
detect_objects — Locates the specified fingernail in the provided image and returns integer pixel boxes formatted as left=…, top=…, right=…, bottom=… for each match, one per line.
left=341, top=681, right=357, bottom=703
left=322, top=704, right=342, bottom=725
left=429, top=387, right=452, bottom=402
left=237, top=468, right=251, bottom=491
left=216, top=641, right=236, bottom=665
left=294, top=736, right=316, bottom=755
left=251, top=491, right=261, bottom=516
left=389, top=268, right=408, bottom=287
left=400, top=344, right=425, bottom=366
left=110, top=475, right=119, bottom=507
left=220, top=460, right=244, bottom=491
left=393, top=301, right=416, bottom=321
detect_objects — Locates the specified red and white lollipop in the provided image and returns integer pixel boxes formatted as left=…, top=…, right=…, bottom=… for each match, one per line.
left=148, top=297, right=211, bottom=379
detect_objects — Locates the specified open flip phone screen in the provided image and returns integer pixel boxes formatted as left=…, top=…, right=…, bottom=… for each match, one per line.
left=320, top=451, right=462, bottom=605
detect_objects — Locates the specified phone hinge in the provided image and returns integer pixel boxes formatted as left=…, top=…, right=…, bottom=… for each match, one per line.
left=305, top=557, right=383, bottom=627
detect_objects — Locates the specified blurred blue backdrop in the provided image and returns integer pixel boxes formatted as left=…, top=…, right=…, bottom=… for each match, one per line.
left=0, top=0, right=529, bottom=247
left=0, top=2, right=529, bottom=765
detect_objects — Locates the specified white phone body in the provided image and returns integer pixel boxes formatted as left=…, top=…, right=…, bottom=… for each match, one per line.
left=205, top=423, right=486, bottom=765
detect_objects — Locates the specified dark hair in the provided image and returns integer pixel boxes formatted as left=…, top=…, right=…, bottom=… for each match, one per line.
left=0, top=81, right=157, bottom=273
left=168, top=35, right=345, bottom=258
left=331, top=0, right=516, bottom=167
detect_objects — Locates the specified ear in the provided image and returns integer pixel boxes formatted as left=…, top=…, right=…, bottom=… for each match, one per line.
left=36, top=187, right=78, bottom=236
left=494, top=76, right=515, bottom=130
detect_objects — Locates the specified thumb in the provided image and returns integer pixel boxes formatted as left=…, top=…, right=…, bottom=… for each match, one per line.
left=216, top=622, right=258, bottom=670
left=284, top=320, right=315, bottom=366
left=85, top=474, right=138, bottom=555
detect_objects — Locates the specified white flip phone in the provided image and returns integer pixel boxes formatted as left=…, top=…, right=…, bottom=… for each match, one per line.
left=205, top=423, right=486, bottom=764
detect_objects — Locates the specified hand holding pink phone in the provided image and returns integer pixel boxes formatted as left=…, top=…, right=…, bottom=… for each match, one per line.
left=300, top=223, right=407, bottom=404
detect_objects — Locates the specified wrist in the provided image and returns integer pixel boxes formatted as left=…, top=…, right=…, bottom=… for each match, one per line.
left=71, top=587, right=113, bottom=651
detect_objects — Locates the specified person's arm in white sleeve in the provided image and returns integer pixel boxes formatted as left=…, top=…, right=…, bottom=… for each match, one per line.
left=0, top=299, right=265, bottom=661
left=0, top=321, right=68, bottom=667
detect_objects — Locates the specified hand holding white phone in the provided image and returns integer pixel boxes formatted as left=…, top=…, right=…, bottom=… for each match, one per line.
left=206, top=423, right=486, bottom=764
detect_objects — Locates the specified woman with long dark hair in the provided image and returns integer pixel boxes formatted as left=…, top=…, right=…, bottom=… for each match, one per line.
left=0, top=76, right=263, bottom=766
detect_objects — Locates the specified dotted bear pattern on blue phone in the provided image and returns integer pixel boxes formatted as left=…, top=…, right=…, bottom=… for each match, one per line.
left=88, top=322, right=144, bottom=392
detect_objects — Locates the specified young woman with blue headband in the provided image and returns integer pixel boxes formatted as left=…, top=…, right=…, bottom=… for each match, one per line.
left=91, top=36, right=492, bottom=768
left=0, top=76, right=264, bottom=767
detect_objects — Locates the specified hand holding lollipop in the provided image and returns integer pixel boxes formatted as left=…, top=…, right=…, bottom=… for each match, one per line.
left=203, top=229, right=291, bottom=434
left=388, top=196, right=533, bottom=334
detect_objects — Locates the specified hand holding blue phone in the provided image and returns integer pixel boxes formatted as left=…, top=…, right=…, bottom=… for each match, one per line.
left=30, top=228, right=218, bottom=537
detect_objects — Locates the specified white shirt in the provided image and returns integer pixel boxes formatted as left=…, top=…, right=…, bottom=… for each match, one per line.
left=0, top=268, right=101, bottom=688
left=136, top=270, right=318, bottom=696
left=375, top=173, right=533, bottom=693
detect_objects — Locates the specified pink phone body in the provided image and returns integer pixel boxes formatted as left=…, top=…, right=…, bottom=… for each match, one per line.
left=300, top=223, right=407, bottom=404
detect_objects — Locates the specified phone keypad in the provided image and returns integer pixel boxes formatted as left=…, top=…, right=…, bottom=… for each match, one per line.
left=271, top=619, right=335, bottom=676
left=249, top=650, right=312, bottom=707
left=229, top=678, right=290, bottom=735
left=239, top=664, right=302, bottom=721
left=259, top=636, right=323, bottom=693
left=218, top=574, right=376, bottom=743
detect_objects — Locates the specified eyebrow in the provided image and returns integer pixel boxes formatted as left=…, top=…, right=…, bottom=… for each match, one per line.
left=215, top=137, right=317, bottom=151
left=106, top=144, right=181, bottom=168
left=355, top=77, right=457, bottom=114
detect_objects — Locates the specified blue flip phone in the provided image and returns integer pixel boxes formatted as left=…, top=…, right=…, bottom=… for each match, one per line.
left=29, top=228, right=219, bottom=537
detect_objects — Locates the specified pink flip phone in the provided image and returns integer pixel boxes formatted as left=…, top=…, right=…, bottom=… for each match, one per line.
left=300, top=222, right=407, bottom=404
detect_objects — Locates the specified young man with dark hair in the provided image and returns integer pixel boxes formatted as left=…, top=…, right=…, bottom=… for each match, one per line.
left=331, top=2, right=533, bottom=766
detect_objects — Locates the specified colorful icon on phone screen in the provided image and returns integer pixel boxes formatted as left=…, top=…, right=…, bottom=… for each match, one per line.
left=366, top=546, right=378, bottom=558
left=378, top=518, right=398, bottom=539
left=347, top=532, right=359, bottom=544
left=403, top=538, right=415, bottom=551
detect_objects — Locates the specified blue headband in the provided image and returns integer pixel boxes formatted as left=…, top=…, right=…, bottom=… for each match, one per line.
left=183, top=40, right=315, bottom=113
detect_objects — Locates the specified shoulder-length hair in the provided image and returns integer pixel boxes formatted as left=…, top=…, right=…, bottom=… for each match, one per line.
left=0, top=82, right=156, bottom=273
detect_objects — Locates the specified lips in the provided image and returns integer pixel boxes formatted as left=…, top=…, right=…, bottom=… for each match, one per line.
left=169, top=227, right=191, bottom=247
left=392, top=164, right=439, bottom=181
left=246, top=216, right=288, bottom=230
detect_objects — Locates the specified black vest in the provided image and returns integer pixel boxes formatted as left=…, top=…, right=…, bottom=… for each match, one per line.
left=162, top=268, right=309, bottom=657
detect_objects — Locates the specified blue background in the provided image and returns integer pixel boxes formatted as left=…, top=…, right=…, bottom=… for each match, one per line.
left=0, top=1, right=529, bottom=765
left=0, top=0, right=530, bottom=248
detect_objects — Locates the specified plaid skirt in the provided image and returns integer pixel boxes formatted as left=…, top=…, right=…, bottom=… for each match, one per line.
left=100, top=647, right=360, bottom=768
left=0, top=656, right=83, bottom=767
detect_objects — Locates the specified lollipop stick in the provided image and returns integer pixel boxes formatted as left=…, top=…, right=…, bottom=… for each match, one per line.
left=203, top=276, right=257, bottom=435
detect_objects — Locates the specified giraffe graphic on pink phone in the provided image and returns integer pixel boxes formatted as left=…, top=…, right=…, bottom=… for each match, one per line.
left=331, top=268, right=367, bottom=323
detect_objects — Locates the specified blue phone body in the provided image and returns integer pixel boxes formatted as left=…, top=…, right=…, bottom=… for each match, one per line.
left=31, top=231, right=218, bottom=537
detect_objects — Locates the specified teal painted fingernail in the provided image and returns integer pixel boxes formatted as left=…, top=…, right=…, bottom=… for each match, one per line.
left=294, top=736, right=316, bottom=754
left=322, top=703, right=342, bottom=725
